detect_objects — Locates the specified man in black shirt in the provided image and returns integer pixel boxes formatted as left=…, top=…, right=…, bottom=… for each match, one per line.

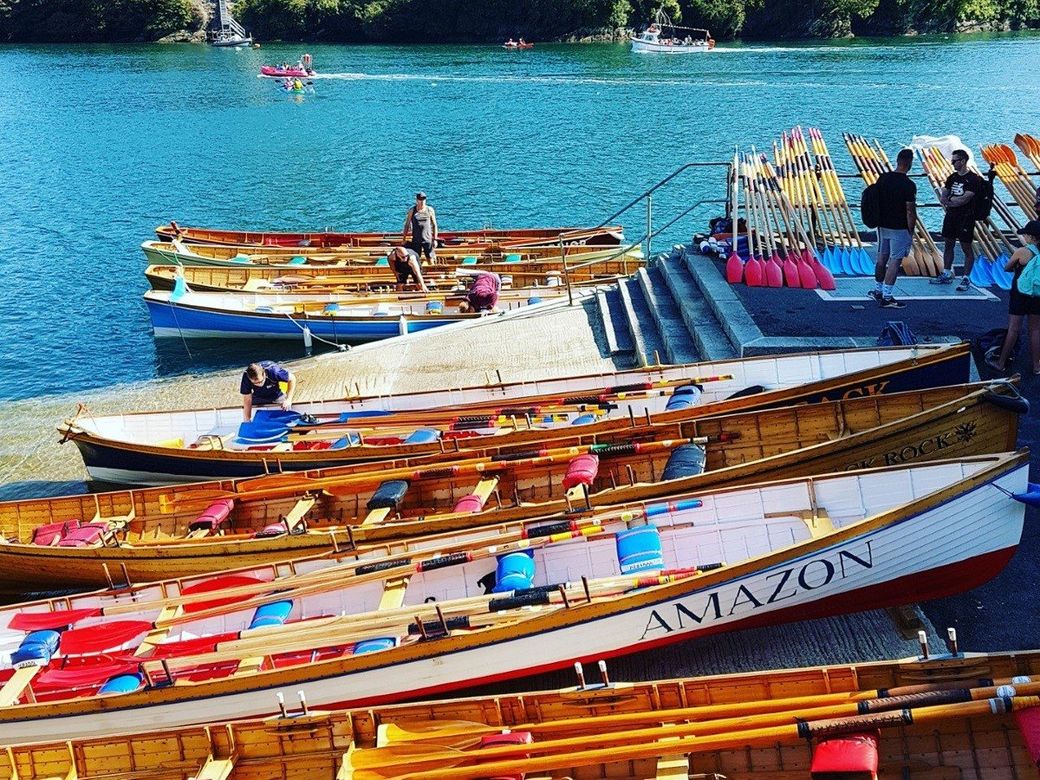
left=933, top=149, right=982, bottom=292
left=869, top=148, right=917, bottom=309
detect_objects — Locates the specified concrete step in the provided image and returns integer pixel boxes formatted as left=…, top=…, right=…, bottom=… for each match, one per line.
left=636, top=266, right=701, bottom=364
left=595, top=288, right=634, bottom=356
left=656, top=255, right=739, bottom=362
left=617, top=278, right=667, bottom=368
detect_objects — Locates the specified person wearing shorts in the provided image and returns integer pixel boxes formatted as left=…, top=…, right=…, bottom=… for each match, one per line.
left=387, top=246, right=428, bottom=292
left=869, top=148, right=917, bottom=309
left=987, top=220, right=1040, bottom=375
left=933, top=149, right=982, bottom=291
left=403, top=192, right=438, bottom=261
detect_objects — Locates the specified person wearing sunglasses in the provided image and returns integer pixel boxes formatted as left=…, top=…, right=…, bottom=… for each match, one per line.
left=932, top=149, right=983, bottom=292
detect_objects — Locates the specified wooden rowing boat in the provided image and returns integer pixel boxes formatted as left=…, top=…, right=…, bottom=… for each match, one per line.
left=155, top=223, right=627, bottom=249
left=57, top=344, right=973, bottom=485
left=0, top=452, right=1028, bottom=743
left=140, top=239, right=644, bottom=269
left=143, top=287, right=562, bottom=342
left=22, top=382, right=1024, bottom=591
left=144, top=261, right=636, bottom=294
left=3, top=647, right=1039, bottom=776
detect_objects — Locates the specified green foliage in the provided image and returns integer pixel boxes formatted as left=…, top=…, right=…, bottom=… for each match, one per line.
left=0, top=0, right=1037, bottom=41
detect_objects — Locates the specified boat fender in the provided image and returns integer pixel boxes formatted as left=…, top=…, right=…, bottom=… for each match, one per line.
left=354, top=637, right=396, bottom=655
left=367, top=480, right=410, bottom=511
left=661, top=444, right=707, bottom=481
left=425, top=301, right=444, bottom=314
left=248, top=600, right=294, bottom=630
left=616, top=525, right=664, bottom=574
left=188, top=498, right=235, bottom=533
left=11, top=629, right=61, bottom=668
left=1012, top=483, right=1040, bottom=508
left=562, top=454, right=599, bottom=490
left=452, top=494, right=485, bottom=514
left=665, top=384, right=703, bottom=412
left=570, top=413, right=597, bottom=426
left=809, top=731, right=880, bottom=775
left=983, top=389, right=1030, bottom=415
left=31, top=519, right=80, bottom=547
left=726, top=384, right=767, bottom=400
left=98, top=673, right=144, bottom=695
left=492, top=550, right=536, bottom=593
left=1015, top=708, right=1040, bottom=765
left=404, top=428, right=441, bottom=444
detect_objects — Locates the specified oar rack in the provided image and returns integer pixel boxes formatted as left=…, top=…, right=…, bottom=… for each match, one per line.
left=725, top=126, right=1040, bottom=285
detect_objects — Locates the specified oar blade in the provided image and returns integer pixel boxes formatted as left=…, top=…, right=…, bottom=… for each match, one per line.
left=381, top=718, right=493, bottom=745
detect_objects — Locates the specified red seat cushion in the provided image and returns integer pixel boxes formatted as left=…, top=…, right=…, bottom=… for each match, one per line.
left=31, top=520, right=79, bottom=546
left=57, top=523, right=108, bottom=548
left=811, top=731, right=880, bottom=778
left=188, top=499, right=235, bottom=532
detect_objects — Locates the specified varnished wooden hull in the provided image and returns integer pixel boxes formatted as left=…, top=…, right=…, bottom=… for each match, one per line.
left=9, top=383, right=1022, bottom=593
left=5, top=649, right=1040, bottom=778
left=60, top=344, right=973, bottom=485
left=0, top=453, right=1027, bottom=743
left=155, top=223, right=626, bottom=249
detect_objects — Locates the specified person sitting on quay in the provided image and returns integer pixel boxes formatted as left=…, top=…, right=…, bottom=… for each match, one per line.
left=241, top=361, right=296, bottom=421
left=387, top=245, right=429, bottom=292
left=456, top=270, right=500, bottom=313
left=403, top=192, right=438, bottom=262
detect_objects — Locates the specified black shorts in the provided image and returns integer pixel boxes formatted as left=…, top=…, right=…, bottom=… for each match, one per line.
left=941, top=211, right=975, bottom=243
left=1009, top=285, right=1040, bottom=316
left=410, top=240, right=436, bottom=261
left=393, top=262, right=420, bottom=285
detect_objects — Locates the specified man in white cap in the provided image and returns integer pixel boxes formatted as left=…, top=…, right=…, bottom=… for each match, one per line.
left=403, top=192, right=438, bottom=262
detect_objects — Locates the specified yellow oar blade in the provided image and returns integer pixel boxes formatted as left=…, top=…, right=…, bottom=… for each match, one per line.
left=380, top=719, right=493, bottom=747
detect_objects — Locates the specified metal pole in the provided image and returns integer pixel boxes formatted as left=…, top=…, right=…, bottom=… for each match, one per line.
left=559, top=235, right=573, bottom=306
left=646, top=195, right=653, bottom=259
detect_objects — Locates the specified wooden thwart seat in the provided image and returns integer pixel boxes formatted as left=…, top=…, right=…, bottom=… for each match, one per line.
left=193, top=753, right=236, bottom=780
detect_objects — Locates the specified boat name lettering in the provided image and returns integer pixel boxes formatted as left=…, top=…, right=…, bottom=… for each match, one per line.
left=843, top=426, right=964, bottom=471
left=639, top=541, right=874, bottom=640
left=817, top=381, right=891, bottom=403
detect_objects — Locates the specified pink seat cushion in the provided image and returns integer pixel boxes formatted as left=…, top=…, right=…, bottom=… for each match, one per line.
left=31, top=520, right=80, bottom=546
left=57, top=523, right=109, bottom=548
left=189, top=499, right=235, bottom=532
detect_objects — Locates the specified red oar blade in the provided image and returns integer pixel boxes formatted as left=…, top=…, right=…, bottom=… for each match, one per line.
left=9, top=608, right=101, bottom=632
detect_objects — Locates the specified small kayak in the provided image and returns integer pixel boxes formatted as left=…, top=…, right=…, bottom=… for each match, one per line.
left=502, top=42, right=534, bottom=49
left=260, top=65, right=314, bottom=78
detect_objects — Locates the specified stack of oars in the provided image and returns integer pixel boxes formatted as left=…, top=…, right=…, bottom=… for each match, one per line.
left=725, top=145, right=835, bottom=289
left=347, top=685, right=1040, bottom=779
left=916, top=145, right=1018, bottom=289
left=981, top=143, right=1038, bottom=220
left=843, top=133, right=944, bottom=276
left=1015, top=132, right=1040, bottom=173
left=779, top=127, right=871, bottom=276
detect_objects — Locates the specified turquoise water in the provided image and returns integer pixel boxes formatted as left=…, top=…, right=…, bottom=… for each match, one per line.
left=1, top=34, right=1038, bottom=400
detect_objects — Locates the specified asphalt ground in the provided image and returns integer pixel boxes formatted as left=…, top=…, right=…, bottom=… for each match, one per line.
left=728, top=266, right=1040, bottom=652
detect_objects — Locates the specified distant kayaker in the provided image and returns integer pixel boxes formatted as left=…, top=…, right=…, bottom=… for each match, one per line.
left=387, top=246, right=429, bottom=292
left=403, top=192, right=438, bottom=262
left=456, top=270, right=500, bottom=313
left=868, top=148, right=916, bottom=309
left=932, top=149, right=982, bottom=291
left=241, top=361, right=296, bottom=421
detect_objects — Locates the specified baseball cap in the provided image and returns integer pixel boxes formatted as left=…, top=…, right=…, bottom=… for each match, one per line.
left=1018, top=220, right=1040, bottom=238
left=415, top=192, right=426, bottom=199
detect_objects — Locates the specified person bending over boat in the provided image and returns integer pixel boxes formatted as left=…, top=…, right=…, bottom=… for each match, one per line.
left=387, top=246, right=429, bottom=292
left=456, top=270, right=500, bottom=313
left=403, top=192, right=438, bottom=261
left=241, top=361, right=296, bottom=421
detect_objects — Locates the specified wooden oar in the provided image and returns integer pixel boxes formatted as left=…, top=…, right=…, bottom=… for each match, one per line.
left=381, top=677, right=1040, bottom=749
left=741, top=155, right=765, bottom=287
left=350, top=696, right=1040, bottom=779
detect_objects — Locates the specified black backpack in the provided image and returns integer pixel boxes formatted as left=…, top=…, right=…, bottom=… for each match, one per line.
left=860, top=182, right=881, bottom=229
left=974, top=169, right=996, bottom=221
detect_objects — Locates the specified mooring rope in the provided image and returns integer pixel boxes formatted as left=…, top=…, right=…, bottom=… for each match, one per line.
left=281, top=311, right=349, bottom=351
